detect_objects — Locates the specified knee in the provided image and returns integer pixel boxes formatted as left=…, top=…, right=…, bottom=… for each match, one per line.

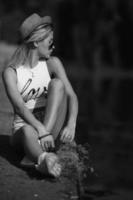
left=48, top=78, right=65, bottom=95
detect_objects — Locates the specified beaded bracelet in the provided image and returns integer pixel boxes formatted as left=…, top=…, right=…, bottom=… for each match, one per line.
left=38, top=133, right=52, bottom=140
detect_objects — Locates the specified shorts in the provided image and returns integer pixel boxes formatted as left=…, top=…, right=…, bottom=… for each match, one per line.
left=12, top=107, right=45, bottom=134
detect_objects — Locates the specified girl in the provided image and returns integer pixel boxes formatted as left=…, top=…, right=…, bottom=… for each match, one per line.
left=2, top=13, right=78, bottom=178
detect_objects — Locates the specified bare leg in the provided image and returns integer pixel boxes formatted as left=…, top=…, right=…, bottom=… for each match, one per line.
left=11, top=125, right=43, bottom=163
left=43, top=78, right=67, bottom=139
left=21, top=125, right=43, bottom=162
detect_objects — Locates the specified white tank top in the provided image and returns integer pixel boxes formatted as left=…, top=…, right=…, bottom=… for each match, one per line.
left=16, top=61, right=51, bottom=110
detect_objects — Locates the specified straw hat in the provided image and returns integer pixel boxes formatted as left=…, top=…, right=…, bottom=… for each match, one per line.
left=20, top=13, right=52, bottom=39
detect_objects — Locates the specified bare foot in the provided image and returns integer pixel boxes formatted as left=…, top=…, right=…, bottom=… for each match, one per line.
left=36, top=152, right=61, bottom=177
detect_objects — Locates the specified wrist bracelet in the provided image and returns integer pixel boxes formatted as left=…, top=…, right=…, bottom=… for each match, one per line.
left=38, top=133, right=51, bottom=140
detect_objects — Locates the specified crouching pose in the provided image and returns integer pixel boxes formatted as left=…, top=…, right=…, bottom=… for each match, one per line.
left=2, top=13, right=78, bottom=177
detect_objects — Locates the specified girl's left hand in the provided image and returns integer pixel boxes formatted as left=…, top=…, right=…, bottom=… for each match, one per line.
left=60, top=125, right=75, bottom=143
left=40, top=135, right=55, bottom=151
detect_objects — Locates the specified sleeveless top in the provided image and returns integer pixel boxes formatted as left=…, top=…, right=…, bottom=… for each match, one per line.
left=16, top=61, right=51, bottom=110
left=12, top=61, right=51, bottom=132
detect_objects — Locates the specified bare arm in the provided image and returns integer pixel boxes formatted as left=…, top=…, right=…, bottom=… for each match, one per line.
left=47, top=57, right=78, bottom=137
left=2, top=67, right=47, bottom=137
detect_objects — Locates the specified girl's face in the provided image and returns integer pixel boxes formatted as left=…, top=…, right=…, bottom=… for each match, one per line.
left=37, top=31, right=54, bottom=59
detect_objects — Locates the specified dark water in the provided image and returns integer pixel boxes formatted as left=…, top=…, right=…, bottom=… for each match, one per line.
left=76, top=124, right=133, bottom=200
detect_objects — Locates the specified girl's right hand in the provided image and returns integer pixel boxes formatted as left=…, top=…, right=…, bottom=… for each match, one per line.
left=40, top=135, right=55, bottom=151
left=36, top=123, right=55, bottom=151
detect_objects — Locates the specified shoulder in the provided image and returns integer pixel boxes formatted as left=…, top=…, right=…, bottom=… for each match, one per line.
left=2, top=66, right=17, bottom=83
left=47, top=56, right=64, bottom=72
left=48, top=56, right=63, bottom=67
left=47, top=56, right=61, bottom=63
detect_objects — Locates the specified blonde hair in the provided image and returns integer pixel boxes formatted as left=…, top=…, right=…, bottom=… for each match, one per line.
left=8, top=44, right=31, bottom=68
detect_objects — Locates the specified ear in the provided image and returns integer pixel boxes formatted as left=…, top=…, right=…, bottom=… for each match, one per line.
left=34, top=41, right=38, bottom=48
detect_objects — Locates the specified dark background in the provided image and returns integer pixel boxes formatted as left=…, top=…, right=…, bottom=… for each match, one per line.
left=1, top=0, right=133, bottom=198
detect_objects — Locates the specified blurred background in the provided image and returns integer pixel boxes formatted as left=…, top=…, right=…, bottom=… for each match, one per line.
left=0, top=0, right=133, bottom=198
